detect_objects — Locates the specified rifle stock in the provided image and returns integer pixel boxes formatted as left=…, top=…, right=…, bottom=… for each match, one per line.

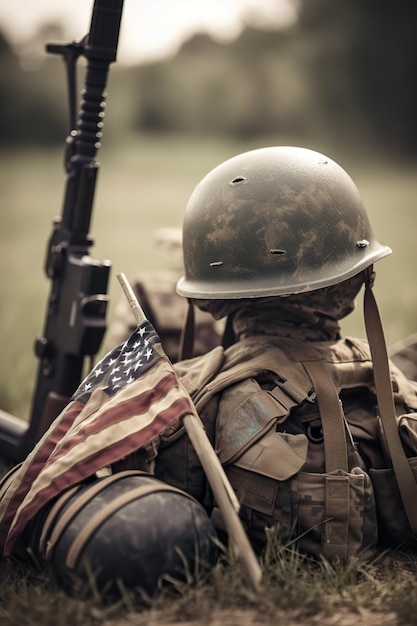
left=0, top=0, right=124, bottom=462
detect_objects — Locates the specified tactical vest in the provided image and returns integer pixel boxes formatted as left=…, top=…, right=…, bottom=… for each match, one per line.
left=155, top=334, right=417, bottom=561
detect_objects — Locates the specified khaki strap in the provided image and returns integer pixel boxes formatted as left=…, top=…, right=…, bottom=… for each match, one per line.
left=194, top=349, right=313, bottom=413
left=38, top=484, right=83, bottom=556
left=179, top=299, right=195, bottom=360
left=323, top=475, right=350, bottom=561
left=302, top=360, right=349, bottom=473
left=221, top=312, right=237, bottom=350
left=65, top=482, right=198, bottom=569
left=364, top=270, right=417, bottom=533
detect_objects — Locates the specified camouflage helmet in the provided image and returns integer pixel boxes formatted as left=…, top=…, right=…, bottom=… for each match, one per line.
left=177, top=146, right=391, bottom=300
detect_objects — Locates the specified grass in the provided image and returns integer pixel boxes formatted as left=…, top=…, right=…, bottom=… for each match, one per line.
left=1, top=537, right=417, bottom=625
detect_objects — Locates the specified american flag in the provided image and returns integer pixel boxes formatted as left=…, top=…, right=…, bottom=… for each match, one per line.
left=0, top=320, right=193, bottom=557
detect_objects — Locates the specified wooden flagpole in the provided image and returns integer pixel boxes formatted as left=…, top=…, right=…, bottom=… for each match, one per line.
left=117, top=272, right=262, bottom=593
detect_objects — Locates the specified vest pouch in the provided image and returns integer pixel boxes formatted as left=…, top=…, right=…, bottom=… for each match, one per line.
left=216, top=378, right=293, bottom=467
left=368, top=412, right=417, bottom=549
left=154, top=396, right=219, bottom=505
left=369, top=456, right=417, bottom=549
left=398, top=413, right=417, bottom=457
left=213, top=462, right=378, bottom=562
left=292, top=467, right=377, bottom=561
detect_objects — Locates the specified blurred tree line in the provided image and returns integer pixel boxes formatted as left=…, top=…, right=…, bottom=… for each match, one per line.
left=0, top=0, right=415, bottom=155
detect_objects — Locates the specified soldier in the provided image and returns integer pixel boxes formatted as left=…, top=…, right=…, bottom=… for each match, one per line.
left=154, top=145, right=417, bottom=562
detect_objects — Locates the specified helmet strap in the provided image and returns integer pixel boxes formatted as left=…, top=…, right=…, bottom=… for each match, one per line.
left=363, top=266, right=417, bottom=532
left=179, top=299, right=195, bottom=361
left=221, top=312, right=237, bottom=349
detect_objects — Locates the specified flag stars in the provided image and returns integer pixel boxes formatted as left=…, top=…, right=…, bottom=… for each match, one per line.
left=71, top=322, right=161, bottom=402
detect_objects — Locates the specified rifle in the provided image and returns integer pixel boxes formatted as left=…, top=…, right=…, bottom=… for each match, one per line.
left=0, top=0, right=124, bottom=462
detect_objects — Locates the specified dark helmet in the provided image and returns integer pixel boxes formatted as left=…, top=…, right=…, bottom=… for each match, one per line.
left=177, top=146, right=391, bottom=300
left=27, top=471, right=218, bottom=597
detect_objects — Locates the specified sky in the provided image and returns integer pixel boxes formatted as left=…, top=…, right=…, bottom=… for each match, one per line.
left=0, top=0, right=297, bottom=65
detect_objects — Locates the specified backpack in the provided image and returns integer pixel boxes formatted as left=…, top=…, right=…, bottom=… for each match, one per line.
left=155, top=334, right=417, bottom=562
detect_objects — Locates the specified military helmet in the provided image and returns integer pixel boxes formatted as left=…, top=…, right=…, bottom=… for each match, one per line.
left=177, top=146, right=391, bottom=300
left=27, top=471, right=218, bottom=597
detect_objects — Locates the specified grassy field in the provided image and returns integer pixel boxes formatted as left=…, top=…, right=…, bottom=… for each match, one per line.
left=1, top=533, right=417, bottom=625
left=0, top=135, right=417, bottom=624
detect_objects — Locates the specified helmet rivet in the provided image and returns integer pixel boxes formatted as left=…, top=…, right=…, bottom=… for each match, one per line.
left=356, top=239, right=370, bottom=248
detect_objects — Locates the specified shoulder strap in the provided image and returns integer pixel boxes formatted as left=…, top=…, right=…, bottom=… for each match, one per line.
left=364, top=268, right=417, bottom=533
left=192, top=341, right=314, bottom=413
left=179, top=299, right=195, bottom=361
left=302, top=360, right=348, bottom=473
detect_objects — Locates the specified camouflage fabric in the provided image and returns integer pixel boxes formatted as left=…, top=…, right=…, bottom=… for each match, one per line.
left=205, top=368, right=379, bottom=560
left=214, top=465, right=377, bottom=562
left=195, top=272, right=364, bottom=342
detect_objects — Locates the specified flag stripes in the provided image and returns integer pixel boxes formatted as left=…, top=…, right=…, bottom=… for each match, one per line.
left=0, top=323, right=193, bottom=557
